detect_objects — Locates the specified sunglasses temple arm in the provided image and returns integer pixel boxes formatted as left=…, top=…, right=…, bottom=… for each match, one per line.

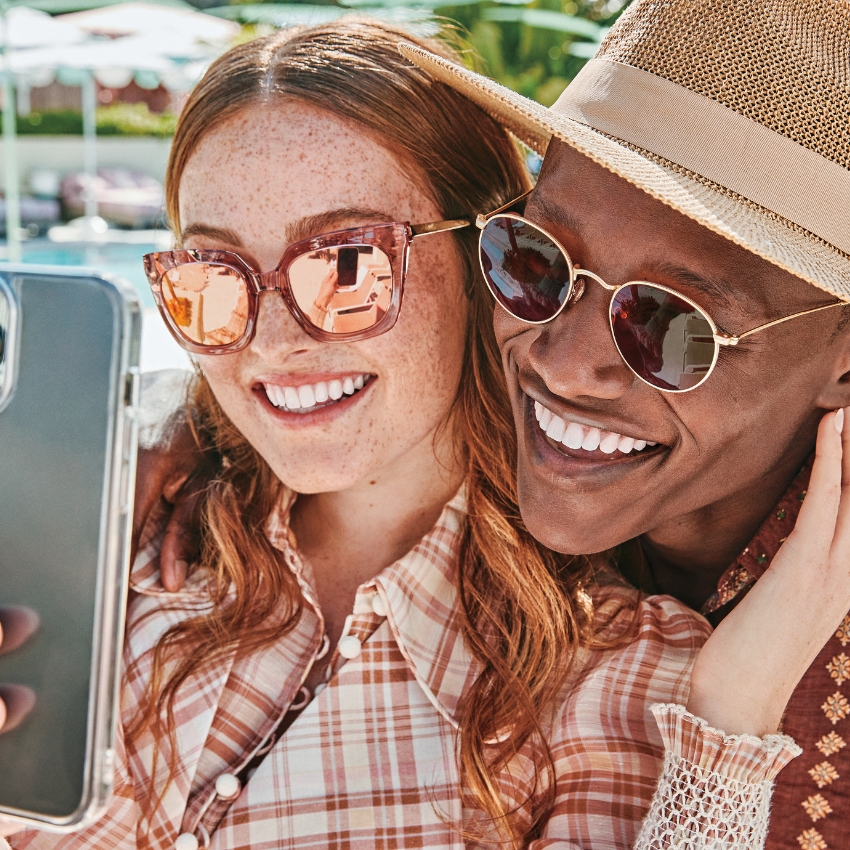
left=411, top=219, right=471, bottom=239
left=716, top=300, right=847, bottom=346
left=475, top=189, right=535, bottom=229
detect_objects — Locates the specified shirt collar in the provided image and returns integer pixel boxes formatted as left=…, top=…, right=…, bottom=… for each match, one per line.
left=701, top=456, right=813, bottom=620
left=370, top=489, right=476, bottom=728
left=131, top=483, right=478, bottom=726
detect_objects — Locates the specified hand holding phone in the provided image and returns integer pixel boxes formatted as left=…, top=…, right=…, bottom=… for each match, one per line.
left=0, top=267, right=140, bottom=831
left=0, top=606, right=39, bottom=733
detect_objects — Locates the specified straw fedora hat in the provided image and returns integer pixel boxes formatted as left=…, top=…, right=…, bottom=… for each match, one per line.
left=399, top=0, right=850, bottom=301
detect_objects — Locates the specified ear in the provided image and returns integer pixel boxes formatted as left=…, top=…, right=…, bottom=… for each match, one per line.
left=814, top=313, right=850, bottom=409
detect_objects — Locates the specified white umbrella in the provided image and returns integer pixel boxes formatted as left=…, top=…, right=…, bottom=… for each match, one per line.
left=59, top=2, right=238, bottom=44
left=4, top=4, right=237, bottom=251
left=10, top=38, right=180, bottom=75
left=4, top=6, right=86, bottom=49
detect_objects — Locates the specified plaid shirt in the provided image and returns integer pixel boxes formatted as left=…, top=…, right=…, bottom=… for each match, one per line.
left=6, top=490, right=795, bottom=849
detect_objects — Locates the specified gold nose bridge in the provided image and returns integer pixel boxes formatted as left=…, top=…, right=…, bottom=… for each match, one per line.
left=574, top=267, right=617, bottom=292
left=569, top=267, right=617, bottom=310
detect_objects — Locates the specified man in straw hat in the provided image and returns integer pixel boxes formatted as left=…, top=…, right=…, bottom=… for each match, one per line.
left=402, top=0, right=850, bottom=846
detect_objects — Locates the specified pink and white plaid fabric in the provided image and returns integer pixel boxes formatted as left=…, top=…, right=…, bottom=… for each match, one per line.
left=8, top=492, right=727, bottom=849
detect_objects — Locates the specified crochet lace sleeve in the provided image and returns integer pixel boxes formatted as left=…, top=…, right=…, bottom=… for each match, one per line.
left=635, top=703, right=802, bottom=849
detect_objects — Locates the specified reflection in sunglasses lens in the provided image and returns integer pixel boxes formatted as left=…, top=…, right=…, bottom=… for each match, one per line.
left=479, top=218, right=571, bottom=321
left=161, top=262, right=249, bottom=347
left=610, top=284, right=716, bottom=391
left=288, top=244, right=393, bottom=334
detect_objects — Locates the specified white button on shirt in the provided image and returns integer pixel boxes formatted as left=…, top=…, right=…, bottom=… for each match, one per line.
left=215, top=773, right=240, bottom=799
left=337, top=634, right=362, bottom=659
left=174, top=833, right=199, bottom=850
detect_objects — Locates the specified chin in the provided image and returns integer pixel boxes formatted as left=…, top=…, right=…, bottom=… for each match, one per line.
left=267, top=461, right=368, bottom=496
left=516, top=478, right=633, bottom=556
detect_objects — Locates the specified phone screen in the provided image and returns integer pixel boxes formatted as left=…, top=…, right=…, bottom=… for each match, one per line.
left=336, top=247, right=360, bottom=290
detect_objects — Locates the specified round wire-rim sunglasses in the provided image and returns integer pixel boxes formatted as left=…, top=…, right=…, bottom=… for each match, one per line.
left=477, top=190, right=845, bottom=393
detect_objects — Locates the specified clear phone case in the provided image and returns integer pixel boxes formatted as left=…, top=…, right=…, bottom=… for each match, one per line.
left=0, top=264, right=140, bottom=830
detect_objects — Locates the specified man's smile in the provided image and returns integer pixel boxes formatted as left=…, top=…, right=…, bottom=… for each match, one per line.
left=534, top=398, right=658, bottom=455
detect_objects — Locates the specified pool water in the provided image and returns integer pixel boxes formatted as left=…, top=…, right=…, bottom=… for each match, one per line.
left=21, top=239, right=158, bottom=308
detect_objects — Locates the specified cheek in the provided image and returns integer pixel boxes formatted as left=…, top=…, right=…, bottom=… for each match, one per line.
left=383, top=244, right=469, bottom=408
left=493, top=306, right=528, bottom=349
left=195, top=355, right=252, bottom=426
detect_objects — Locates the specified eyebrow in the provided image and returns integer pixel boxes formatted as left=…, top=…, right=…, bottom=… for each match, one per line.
left=644, top=263, right=738, bottom=310
left=180, top=223, right=244, bottom=247
left=525, top=192, right=585, bottom=240
left=285, top=208, right=397, bottom=244
left=179, top=208, right=398, bottom=251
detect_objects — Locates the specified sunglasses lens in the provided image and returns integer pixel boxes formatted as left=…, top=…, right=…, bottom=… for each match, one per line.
left=479, top=217, right=571, bottom=321
left=289, top=244, right=393, bottom=334
left=610, top=284, right=716, bottom=391
left=160, top=262, right=249, bottom=348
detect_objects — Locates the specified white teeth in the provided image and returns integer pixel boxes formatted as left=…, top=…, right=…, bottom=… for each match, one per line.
left=534, top=399, right=657, bottom=456
left=598, top=432, right=620, bottom=454
left=545, top=415, right=566, bottom=441
left=581, top=428, right=601, bottom=451
left=298, top=384, right=316, bottom=409
left=266, top=385, right=283, bottom=407
left=617, top=436, right=635, bottom=453
left=563, top=422, right=584, bottom=450
left=264, top=374, right=370, bottom=413
left=284, top=386, right=300, bottom=409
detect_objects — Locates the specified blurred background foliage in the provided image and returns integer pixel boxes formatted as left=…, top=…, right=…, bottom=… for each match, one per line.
left=203, top=0, right=630, bottom=106
left=12, top=104, right=177, bottom=136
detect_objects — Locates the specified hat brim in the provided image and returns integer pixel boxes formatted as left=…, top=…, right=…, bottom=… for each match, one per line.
left=400, top=43, right=850, bottom=302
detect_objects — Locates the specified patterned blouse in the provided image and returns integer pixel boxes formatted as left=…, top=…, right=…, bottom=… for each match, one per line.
left=702, top=459, right=850, bottom=850
left=5, top=491, right=798, bottom=849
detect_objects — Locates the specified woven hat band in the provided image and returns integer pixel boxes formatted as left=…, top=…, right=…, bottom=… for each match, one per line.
left=554, top=59, right=850, bottom=256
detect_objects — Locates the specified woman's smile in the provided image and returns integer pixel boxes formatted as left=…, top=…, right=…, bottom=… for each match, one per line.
left=255, top=371, right=376, bottom=423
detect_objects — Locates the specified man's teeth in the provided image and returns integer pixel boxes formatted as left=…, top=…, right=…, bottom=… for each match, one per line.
left=534, top=400, right=657, bottom=455
left=264, top=375, right=370, bottom=413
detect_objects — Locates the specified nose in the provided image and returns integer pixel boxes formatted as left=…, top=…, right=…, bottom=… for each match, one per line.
left=527, top=282, right=635, bottom=401
left=249, top=288, right=319, bottom=360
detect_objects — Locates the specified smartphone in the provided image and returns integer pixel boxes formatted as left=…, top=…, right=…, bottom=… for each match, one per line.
left=335, top=246, right=360, bottom=290
left=0, top=265, right=140, bottom=830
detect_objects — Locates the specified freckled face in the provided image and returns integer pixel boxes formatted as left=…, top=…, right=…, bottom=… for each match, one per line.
left=498, top=141, right=839, bottom=554
left=178, top=102, right=469, bottom=493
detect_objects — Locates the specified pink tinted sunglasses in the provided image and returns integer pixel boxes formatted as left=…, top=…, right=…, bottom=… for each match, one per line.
left=144, top=217, right=468, bottom=354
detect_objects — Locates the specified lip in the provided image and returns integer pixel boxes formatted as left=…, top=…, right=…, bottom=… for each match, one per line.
left=255, top=370, right=373, bottom=388
left=519, top=390, right=669, bottom=482
left=252, top=372, right=376, bottom=427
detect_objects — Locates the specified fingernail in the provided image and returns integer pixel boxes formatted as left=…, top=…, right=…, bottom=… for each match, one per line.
left=0, top=685, right=36, bottom=734
left=835, top=408, right=845, bottom=433
left=0, top=607, right=39, bottom=655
